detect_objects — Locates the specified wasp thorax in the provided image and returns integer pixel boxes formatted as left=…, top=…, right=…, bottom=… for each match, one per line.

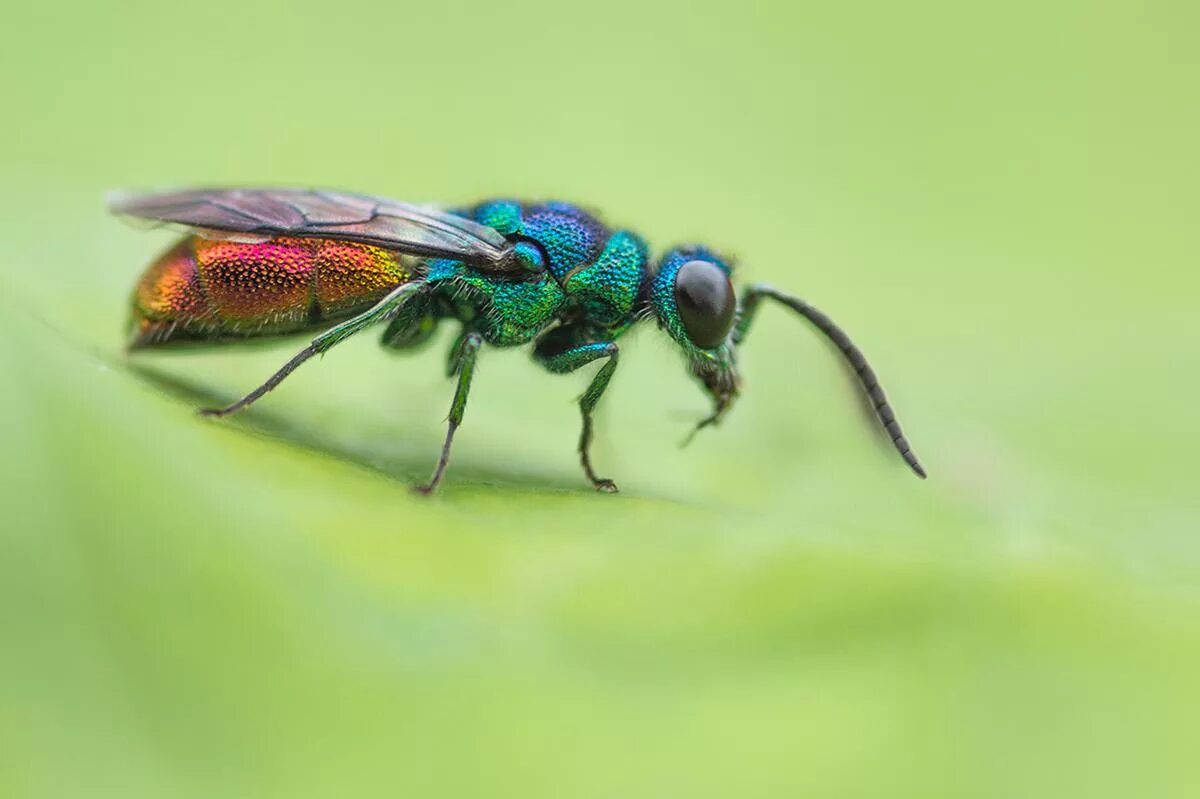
left=675, top=259, right=735, bottom=349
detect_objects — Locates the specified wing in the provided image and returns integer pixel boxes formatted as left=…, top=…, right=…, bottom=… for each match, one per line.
left=108, top=187, right=518, bottom=270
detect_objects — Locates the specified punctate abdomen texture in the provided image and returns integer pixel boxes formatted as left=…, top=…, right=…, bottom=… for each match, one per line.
left=130, top=236, right=410, bottom=347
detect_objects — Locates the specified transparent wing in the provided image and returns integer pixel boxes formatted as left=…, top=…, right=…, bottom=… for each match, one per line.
left=108, top=187, right=517, bottom=270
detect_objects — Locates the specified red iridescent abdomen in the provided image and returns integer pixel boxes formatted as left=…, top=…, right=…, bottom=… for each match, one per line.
left=129, top=236, right=410, bottom=348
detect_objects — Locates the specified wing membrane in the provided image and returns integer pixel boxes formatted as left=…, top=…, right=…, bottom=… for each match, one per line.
left=109, top=187, right=517, bottom=270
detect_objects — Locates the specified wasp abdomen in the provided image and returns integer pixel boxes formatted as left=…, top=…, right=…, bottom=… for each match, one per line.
left=130, top=236, right=410, bottom=348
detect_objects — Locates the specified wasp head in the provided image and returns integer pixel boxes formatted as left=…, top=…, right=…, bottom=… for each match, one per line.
left=648, top=246, right=741, bottom=434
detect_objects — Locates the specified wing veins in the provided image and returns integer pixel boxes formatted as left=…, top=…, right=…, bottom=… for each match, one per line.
left=110, top=187, right=519, bottom=270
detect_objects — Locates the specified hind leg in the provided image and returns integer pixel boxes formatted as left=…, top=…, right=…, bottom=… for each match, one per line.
left=200, top=282, right=427, bottom=417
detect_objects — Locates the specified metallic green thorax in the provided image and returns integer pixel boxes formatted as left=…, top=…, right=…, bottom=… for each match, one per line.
left=416, top=201, right=653, bottom=348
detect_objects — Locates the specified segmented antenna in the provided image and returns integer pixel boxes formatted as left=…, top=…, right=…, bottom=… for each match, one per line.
left=746, top=286, right=927, bottom=478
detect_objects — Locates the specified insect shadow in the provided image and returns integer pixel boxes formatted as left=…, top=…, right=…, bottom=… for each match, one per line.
left=124, top=361, right=659, bottom=498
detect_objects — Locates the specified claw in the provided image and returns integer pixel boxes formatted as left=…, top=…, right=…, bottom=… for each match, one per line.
left=680, top=409, right=723, bottom=448
left=681, top=398, right=724, bottom=448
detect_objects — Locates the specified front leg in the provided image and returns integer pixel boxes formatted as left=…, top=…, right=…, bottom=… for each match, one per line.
left=534, top=329, right=621, bottom=493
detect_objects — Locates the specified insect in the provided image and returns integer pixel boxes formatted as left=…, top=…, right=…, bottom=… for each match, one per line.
left=111, top=187, right=926, bottom=494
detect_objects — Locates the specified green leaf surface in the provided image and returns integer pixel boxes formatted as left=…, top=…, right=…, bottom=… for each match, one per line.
left=2, top=0, right=1198, bottom=797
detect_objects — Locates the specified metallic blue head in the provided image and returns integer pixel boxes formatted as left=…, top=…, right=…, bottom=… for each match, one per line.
left=650, top=245, right=740, bottom=421
left=650, top=246, right=736, bottom=355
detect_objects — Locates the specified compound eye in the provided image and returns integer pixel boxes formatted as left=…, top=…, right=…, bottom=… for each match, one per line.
left=674, top=259, right=735, bottom=349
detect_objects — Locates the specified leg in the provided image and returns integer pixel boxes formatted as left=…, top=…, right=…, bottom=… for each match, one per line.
left=413, top=332, right=483, bottom=495
left=200, top=281, right=425, bottom=417
left=444, top=327, right=470, bottom=378
left=734, top=283, right=927, bottom=479
left=534, top=330, right=621, bottom=493
left=681, top=391, right=733, bottom=447
left=379, top=289, right=437, bottom=351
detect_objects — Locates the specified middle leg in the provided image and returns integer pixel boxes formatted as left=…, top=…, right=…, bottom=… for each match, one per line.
left=534, top=329, right=621, bottom=493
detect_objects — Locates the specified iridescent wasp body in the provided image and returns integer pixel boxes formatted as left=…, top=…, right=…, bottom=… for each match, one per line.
left=112, top=187, right=925, bottom=494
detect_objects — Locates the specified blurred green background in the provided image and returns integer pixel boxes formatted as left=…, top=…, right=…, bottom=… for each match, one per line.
left=2, top=0, right=1198, bottom=796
